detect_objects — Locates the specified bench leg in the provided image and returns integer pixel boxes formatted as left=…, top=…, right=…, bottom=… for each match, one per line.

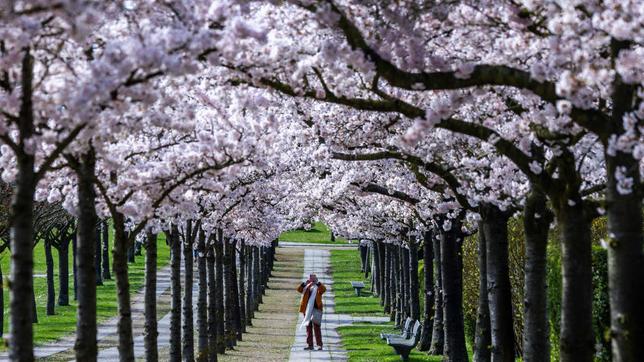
left=399, top=347, right=411, bottom=361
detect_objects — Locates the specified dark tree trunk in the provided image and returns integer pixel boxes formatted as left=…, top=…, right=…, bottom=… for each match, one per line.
left=391, top=245, right=399, bottom=323
left=474, top=224, right=491, bottom=362
left=554, top=200, right=594, bottom=362
left=206, top=243, right=218, bottom=361
left=44, top=240, right=55, bottom=316
left=229, top=243, right=242, bottom=341
left=251, top=246, right=260, bottom=312
left=144, top=232, right=158, bottom=362
left=480, top=203, right=514, bottom=362
left=371, top=242, right=380, bottom=297
left=401, top=245, right=410, bottom=320
left=605, top=47, right=644, bottom=360
left=113, top=213, right=135, bottom=361
left=419, top=231, right=434, bottom=351
left=378, top=241, right=386, bottom=305
left=197, top=229, right=209, bottom=362
left=74, top=149, right=98, bottom=361
left=58, top=235, right=70, bottom=306
left=384, top=244, right=392, bottom=315
left=605, top=151, right=644, bottom=362
left=183, top=222, right=195, bottom=361
left=127, top=244, right=135, bottom=263
left=238, top=240, right=247, bottom=332
left=8, top=49, right=36, bottom=362
left=170, top=225, right=182, bottom=362
left=95, top=224, right=102, bottom=286
left=102, top=221, right=111, bottom=280
left=359, top=244, right=368, bottom=272
left=214, top=240, right=226, bottom=353
left=523, top=188, right=552, bottom=362
left=245, top=245, right=254, bottom=324
left=72, top=233, right=78, bottom=301
left=440, top=223, right=468, bottom=362
left=429, top=229, right=444, bottom=355
left=408, top=239, right=420, bottom=321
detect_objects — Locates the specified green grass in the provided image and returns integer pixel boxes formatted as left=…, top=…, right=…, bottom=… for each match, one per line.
left=338, top=322, right=443, bottom=361
left=330, top=249, right=384, bottom=315
left=279, top=221, right=349, bottom=244
left=0, top=229, right=170, bottom=348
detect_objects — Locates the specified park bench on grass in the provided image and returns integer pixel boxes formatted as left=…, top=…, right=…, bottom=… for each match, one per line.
left=386, top=320, right=421, bottom=361
left=380, top=317, right=413, bottom=340
left=350, top=281, right=365, bottom=296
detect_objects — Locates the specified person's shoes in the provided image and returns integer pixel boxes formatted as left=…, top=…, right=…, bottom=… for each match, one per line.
left=304, top=346, right=313, bottom=350
left=317, top=346, right=323, bottom=351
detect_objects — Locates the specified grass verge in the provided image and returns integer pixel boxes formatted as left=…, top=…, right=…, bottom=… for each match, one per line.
left=330, top=249, right=383, bottom=315
left=279, top=221, right=349, bottom=244
left=337, top=322, right=442, bottom=362
left=1, top=231, right=170, bottom=348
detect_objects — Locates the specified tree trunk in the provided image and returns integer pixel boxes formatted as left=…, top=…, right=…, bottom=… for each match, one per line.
left=102, top=221, right=111, bottom=280
left=197, top=229, right=209, bottom=362
left=206, top=243, right=218, bottom=361
left=8, top=49, right=36, bottom=362
left=359, top=244, right=368, bottom=272
left=170, top=225, right=182, bottom=362
left=440, top=222, right=468, bottom=362
left=74, top=149, right=98, bottom=361
left=113, top=213, right=135, bottom=361
left=58, top=235, right=70, bottom=306
left=401, top=245, right=410, bottom=320
left=95, top=224, right=102, bottom=286
left=183, top=221, right=195, bottom=361
left=378, top=241, right=386, bottom=305
left=45, top=240, right=55, bottom=316
left=238, top=240, right=247, bottom=332
left=480, top=203, right=514, bottom=362
left=72, top=233, right=78, bottom=301
left=474, top=224, right=491, bottom=362
left=127, top=244, right=135, bottom=263
left=522, top=188, right=552, bottom=362
left=419, top=231, right=434, bottom=351
left=605, top=152, right=644, bottom=362
left=214, top=240, right=226, bottom=353
left=408, top=238, right=420, bottom=321
left=144, top=232, right=158, bottom=362
left=391, top=245, right=399, bottom=323
left=554, top=200, right=594, bottom=362
left=245, top=245, right=254, bottom=324
left=371, top=242, right=380, bottom=297
left=229, top=243, right=242, bottom=341
left=429, top=228, right=444, bottom=355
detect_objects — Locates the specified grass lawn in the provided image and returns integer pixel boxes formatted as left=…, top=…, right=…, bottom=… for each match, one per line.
left=279, top=221, right=349, bottom=244
left=337, top=322, right=443, bottom=362
left=0, top=229, right=170, bottom=348
left=330, top=249, right=384, bottom=315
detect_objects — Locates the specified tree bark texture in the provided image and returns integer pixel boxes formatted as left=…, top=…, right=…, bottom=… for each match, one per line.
left=440, top=224, right=468, bottom=362
left=182, top=221, right=195, bottom=361
left=474, top=224, right=491, bottom=362
left=74, top=149, right=98, bottom=362
left=206, top=243, right=218, bottom=362
left=197, top=230, right=209, bottom=361
left=480, top=204, right=514, bottom=362
left=144, top=232, right=158, bottom=362
left=113, top=213, right=135, bottom=362
left=58, top=235, right=70, bottom=306
left=102, top=221, right=111, bottom=280
left=214, top=240, right=226, bottom=353
left=522, top=189, right=552, bottom=362
left=170, top=225, right=182, bottom=362
left=45, top=240, right=55, bottom=316
left=419, top=231, right=434, bottom=351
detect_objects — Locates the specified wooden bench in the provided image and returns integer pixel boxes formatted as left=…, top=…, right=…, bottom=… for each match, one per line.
left=380, top=317, right=413, bottom=340
left=386, top=320, right=421, bottom=361
left=350, top=281, right=365, bottom=296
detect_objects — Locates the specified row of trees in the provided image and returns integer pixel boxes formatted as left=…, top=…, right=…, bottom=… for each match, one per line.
left=0, top=1, right=641, bottom=362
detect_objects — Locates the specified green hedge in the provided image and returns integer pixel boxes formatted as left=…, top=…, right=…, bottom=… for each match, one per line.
left=462, top=217, right=610, bottom=361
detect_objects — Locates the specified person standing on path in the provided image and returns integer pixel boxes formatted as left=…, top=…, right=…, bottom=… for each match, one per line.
left=297, top=273, right=326, bottom=351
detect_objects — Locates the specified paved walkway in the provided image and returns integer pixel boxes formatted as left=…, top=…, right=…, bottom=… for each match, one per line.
left=0, top=265, right=172, bottom=361
left=288, top=249, right=389, bottom=362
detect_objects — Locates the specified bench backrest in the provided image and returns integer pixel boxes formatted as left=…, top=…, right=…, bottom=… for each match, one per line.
left=409, top=321, right=422, bottom=345
left=402, top=317, right=413, bottom=338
